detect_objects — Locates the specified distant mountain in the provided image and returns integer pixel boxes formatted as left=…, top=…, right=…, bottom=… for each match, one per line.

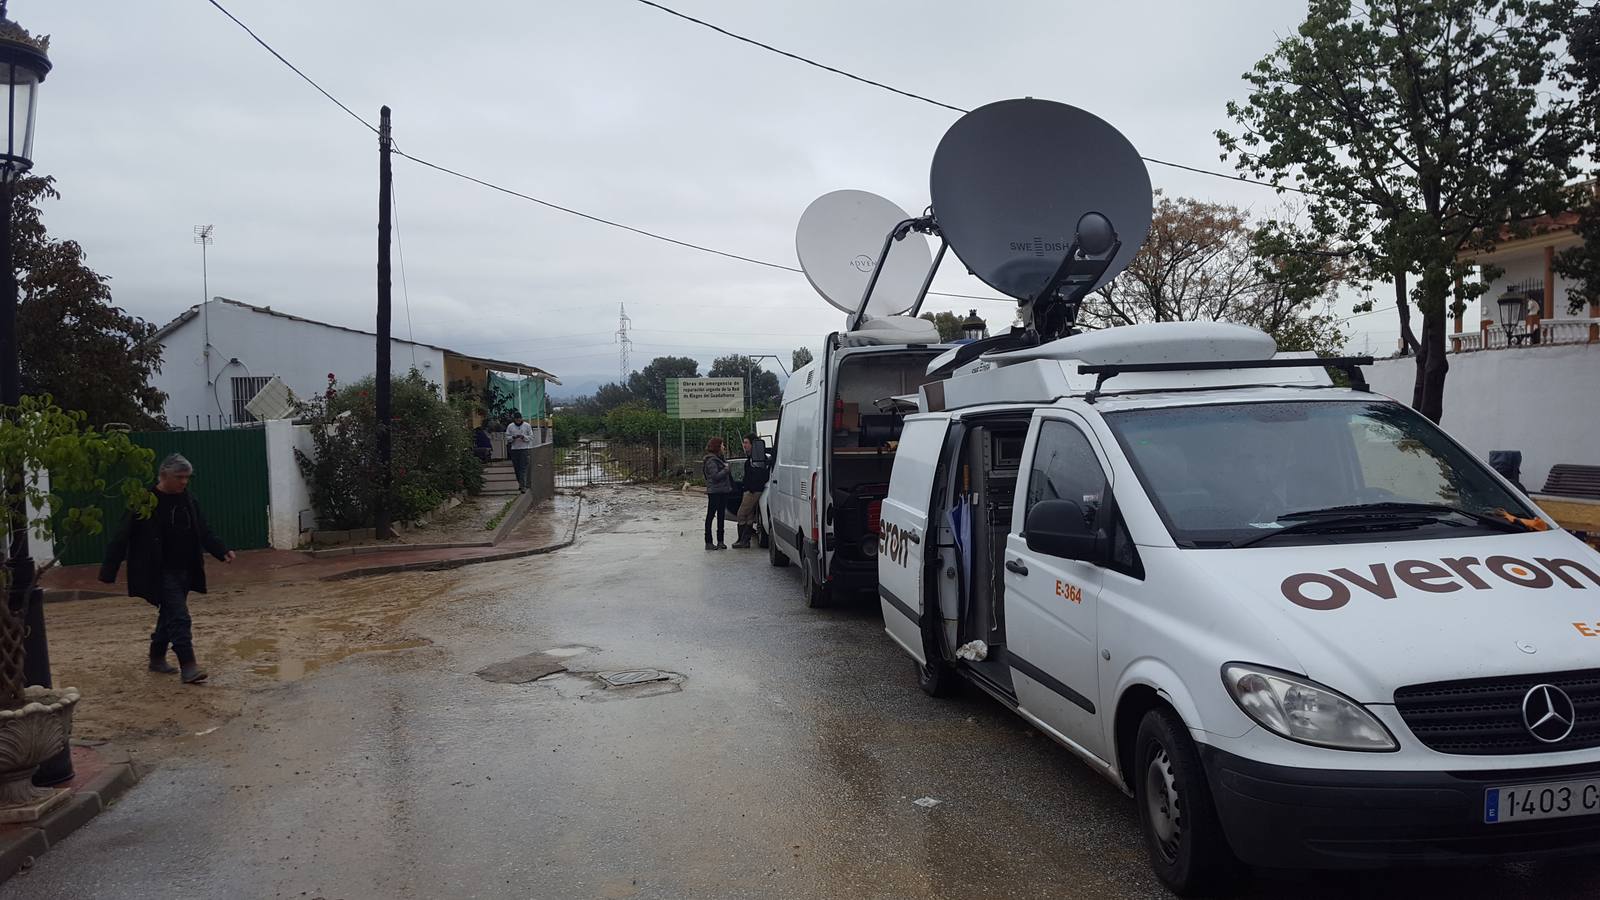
left=548, top=374, right=609, bottom=403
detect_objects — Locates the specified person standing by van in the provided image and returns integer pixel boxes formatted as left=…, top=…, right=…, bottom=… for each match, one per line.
left=505, top=411, right=535, bottom=492
left=703, top=437, right=733, bottom=550
left=731, top=433, right=768, bottom=548
left=98, top=453, right=235, bottom=684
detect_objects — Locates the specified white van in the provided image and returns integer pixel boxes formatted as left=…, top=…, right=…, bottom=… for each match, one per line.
left=766, top=319, right=950, bottom=606
left=878, top=322, right=1600, bottom=894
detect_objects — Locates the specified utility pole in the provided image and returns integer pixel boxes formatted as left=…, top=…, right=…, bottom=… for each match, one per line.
left=375, top=106, right=394, bottom=539
left=615, top=303, right=633, bottom=382
left=194, top=225, right=214, bottom=410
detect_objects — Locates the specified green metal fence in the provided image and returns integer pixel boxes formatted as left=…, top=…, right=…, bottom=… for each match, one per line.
left=53, top=428, right=270, bottom=566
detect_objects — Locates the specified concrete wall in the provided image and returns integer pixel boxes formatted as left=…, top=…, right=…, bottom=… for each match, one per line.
left=155, top=300, right=448, bottom=428
left=528, top=444, right=555, bottom=502
left=1365, top=342, right=1600, bottom=491
left=265, top=419, right=315, bottom=549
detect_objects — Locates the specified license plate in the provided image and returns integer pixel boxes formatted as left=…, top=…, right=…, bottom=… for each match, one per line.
left=1484, top=778, right=1600, bottom=824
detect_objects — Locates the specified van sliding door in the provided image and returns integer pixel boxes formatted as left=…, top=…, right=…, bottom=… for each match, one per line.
left=877, top=417, right=951, bottom=661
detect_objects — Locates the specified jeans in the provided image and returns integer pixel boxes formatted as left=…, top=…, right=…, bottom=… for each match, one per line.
left=510, top=447, right=532, bottom=490
left=151, top=569, right=196, bottom=665
left=705, top=494, right=727, bottom=545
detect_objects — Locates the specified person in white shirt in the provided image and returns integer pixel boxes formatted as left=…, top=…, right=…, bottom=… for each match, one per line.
left=505, top=411, right=536, bottom=492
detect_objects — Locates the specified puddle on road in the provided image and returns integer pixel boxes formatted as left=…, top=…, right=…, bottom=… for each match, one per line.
left=231, top=635, right=432, bottom=682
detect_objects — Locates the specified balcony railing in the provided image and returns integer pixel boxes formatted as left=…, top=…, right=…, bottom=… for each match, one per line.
left=1452, top=316, right=1597, bottom=353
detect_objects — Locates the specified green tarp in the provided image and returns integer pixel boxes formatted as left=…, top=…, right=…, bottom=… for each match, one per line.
left=488, top=371, right=546, bottom=420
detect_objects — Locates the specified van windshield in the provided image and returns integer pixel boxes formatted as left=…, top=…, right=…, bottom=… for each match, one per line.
left=1105, top=400, right=1538, bottom=548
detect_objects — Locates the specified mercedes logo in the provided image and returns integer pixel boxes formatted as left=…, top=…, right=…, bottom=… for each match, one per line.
left=1521, top=684, right=1577, bottom=743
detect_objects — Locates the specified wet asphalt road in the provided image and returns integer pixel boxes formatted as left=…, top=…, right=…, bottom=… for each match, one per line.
left=10, top=488, right=1600, bottom=900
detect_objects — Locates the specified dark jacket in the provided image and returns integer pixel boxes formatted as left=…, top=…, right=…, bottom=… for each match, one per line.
left=703, top=453, right=734, bottom=495
left=743, top=438, right=769, bottom=492
left=99, top=490, right=230, bottom=605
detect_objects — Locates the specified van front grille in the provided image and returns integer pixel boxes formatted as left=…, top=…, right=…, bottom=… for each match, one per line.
left=1393, top=668, right=1600, bottom=755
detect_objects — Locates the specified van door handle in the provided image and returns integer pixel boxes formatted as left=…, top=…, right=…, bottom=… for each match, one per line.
left=1005, top=559, right=1028, bottom=577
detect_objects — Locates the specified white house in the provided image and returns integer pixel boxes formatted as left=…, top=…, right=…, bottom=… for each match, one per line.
left=1366, top=200, right=1597, bottom=495
left=151, top=297, right=558, bottom=430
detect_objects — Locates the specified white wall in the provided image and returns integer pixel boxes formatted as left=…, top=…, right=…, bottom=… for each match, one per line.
left=1366, top=342, right=1600, bottom=490
left=154, top=300, right=448, bottom=428
left=265, top=419, right=316, bottom=549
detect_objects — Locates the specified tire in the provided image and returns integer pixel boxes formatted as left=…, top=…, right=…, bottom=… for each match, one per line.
left=1133, top=708, right=1243, bottom=896
left=757, top=525, right=770, bottom=549
left=768, top=530, right=789, bottom=567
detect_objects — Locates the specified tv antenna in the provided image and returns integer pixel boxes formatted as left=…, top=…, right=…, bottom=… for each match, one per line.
left=615, top=302, right=633, bottom=381
left=194, top=225, right=216, bottom=405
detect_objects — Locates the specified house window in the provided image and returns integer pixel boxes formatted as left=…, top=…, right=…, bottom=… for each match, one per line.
left=231, top=376, right=273, bottom=423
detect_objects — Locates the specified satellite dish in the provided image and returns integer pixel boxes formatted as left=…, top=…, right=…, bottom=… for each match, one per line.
left=795, top=190, right=933, bottom=318
left=929, top=98, right=1152, bottom=305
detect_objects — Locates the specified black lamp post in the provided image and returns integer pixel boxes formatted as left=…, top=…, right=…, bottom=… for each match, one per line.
left=0, top=3, right=62, bottom=785
left=1496, top=289, right=1528, bottom=346
left=960, top=309, right=987, bottom=342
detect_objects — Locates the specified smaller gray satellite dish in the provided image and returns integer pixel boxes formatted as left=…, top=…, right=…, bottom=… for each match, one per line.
left=796, top=190, right=932, bottom=317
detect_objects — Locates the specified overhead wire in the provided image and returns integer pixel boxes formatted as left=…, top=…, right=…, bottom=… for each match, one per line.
left=626, top=0, right=1322, bottom=197
left=391, top=179, right=418, bottom=366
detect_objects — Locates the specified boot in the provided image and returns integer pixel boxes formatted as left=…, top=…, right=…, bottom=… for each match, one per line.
left=149, top=641, right=178, bottom=674
left=181, top=664, right=209, bottom=684
left=731, top=525, right=752, bottom=549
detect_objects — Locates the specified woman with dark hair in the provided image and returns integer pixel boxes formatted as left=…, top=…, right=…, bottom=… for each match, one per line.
left=703, top=437, right=733, bottom=550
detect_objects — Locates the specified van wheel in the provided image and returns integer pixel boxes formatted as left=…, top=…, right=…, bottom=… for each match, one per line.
left=767, top=533, right=788, bottom=567
left=800, top=558, right=830, bottom=608
left=1133, top=708, right=1242, bottom=896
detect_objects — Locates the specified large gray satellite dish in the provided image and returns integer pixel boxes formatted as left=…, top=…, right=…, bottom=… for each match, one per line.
left=796, top=190, right=933, bottom=319
left=929, top=99, right=1151, bottom=337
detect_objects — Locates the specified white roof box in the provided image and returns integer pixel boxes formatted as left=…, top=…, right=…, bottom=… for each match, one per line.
left=985, top=321, right=1277, bottom=367
left=840, top=314, right=942, bottom=347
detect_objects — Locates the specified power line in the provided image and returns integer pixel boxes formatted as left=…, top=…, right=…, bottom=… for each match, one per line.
left=626, top=0, right=1318, bottom=197
left=196, top=0, right=1092, bottom=310
left=391, top=180, right=418, bottom=365
left=202, top=0, right=378, bottom=135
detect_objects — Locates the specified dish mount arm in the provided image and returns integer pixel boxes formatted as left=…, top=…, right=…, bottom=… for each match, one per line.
left=849, top=214, right=943, bottom=332
left=1023, top=211, right=1120, bottom=343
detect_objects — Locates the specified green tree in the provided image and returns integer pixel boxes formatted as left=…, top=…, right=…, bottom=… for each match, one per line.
left=1219, top=0, right=1585, bottom=422
left=919, top=311, right=970, bottom=342
left=626, top=356, right=700, bottom=411
left=792, top=346, right=813, bottom=370
left=13, top=177, right=166, bottom=428
left=1554, top=5, right=1599, bottom=313
left=709, top=354, right=781, bottom=409
left=0, top=397, right=155, bottom=707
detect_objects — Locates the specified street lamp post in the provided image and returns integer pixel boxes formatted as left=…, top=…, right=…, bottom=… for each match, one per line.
left=0, top=2, right=62, bottom=783
left=960, top=309, right=987, bottom=342
left=1496, top=289, right=1528, bottom=347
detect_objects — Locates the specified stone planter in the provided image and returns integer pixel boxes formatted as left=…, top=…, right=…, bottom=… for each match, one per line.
left=0, top=685, right=78, bottom=823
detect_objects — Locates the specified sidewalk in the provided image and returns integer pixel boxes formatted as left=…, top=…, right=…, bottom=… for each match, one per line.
left=41, top=496, right=579, bottom=597
left=0, top=744, right=142, bottom=883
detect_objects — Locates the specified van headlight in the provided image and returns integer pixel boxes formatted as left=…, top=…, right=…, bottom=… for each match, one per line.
left=1221, top=664, right=1397, bottom=752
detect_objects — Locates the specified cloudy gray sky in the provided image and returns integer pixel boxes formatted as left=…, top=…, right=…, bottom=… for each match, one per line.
left=23, top=0, right=1398, bottom=396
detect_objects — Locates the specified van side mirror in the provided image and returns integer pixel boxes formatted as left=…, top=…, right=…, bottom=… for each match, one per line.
left=1025, top=499, right=1102, bottom=561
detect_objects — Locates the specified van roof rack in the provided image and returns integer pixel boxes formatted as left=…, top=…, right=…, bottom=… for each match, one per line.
left=1079, top=356, right=1374, bottom=402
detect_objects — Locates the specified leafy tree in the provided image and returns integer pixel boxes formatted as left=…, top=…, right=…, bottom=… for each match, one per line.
left=1554, top=5, right=1599, bottom=313
left=0, top=397, right=155, bottom=708
left=626, top=356, right=700, bottom=411
left=709, top=354, right=781, bottom=409
left=919, top=311, right=966, bottom=342
left=1219, top=0, right=1585, bottom=422
left=792, top=346, right=813, bottom=370
left=1085, top=194, right=1349, bottom=353
left=13, top=177, right=166, bottom=428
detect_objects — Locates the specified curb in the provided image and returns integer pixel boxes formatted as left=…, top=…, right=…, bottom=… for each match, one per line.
left=42, top=588, right=121, bottom=605
left=0, top=746, right=144, bottom=885
left=319, top=497, right=582, bottom=582
left=489, top=491, right=536, bottom=546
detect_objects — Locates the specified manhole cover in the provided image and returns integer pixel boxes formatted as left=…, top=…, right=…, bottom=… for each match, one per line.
left=599, top=669, right=670, bottom=687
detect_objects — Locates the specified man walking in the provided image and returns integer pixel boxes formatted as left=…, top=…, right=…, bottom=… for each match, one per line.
left=731, top=433, right=769, bottom=549
left=99, top=454, right=234, bottom=683
left=506, top=411, right=535, bottom=492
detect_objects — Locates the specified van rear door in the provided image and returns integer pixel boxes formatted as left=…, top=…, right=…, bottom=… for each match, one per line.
left=878, top=417, right=950, bottom=661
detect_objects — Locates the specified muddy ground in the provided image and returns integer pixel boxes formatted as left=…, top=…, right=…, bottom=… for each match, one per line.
left=44, top=486, right=665, bottom=762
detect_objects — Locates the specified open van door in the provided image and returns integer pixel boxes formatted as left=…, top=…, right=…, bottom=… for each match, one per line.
left=877, top=417, right=951, bottom=661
